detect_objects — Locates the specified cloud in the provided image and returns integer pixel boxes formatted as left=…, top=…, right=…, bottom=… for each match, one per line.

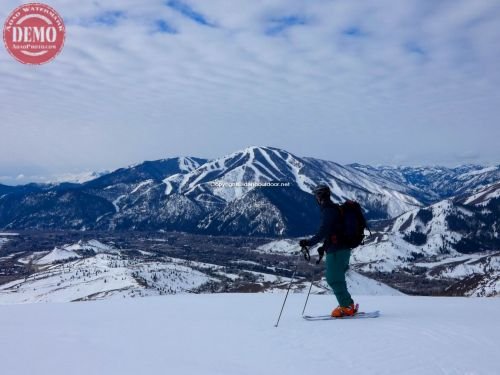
left=0, top=0, right=499, bottom=181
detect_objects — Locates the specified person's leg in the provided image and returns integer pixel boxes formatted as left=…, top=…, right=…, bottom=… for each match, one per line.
left=325, top=249, right=353, bottom=307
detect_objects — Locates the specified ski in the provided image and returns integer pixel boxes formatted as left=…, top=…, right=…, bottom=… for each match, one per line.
left=303, top=311, right=380, bottom=321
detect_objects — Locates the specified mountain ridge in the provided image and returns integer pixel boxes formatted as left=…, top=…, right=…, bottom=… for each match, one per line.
left=0, top=147, right=498, bottom=237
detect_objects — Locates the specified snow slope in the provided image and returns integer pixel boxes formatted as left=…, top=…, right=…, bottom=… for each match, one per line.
left=0, top=254, right=215, bottom=304
left=0, top=294, right=498, bottom=375
left=0, top=253, right=400, bottom=303
left=34, top=247, right=81, bottom=265
left=344, top=271, right=402, bottom=296
left=63, top=239, right=116, bottom=253
left=255, top=238, right=309, bottom=255
left=460, top=181, right=500, bottom=206
left=16, top=240, right=116, bottom=265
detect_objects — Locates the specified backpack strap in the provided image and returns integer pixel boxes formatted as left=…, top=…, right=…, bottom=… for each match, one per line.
left=330, top=203, right=344, bottom=246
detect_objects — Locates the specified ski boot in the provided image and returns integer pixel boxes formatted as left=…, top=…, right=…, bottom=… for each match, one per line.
left=331, top=303, right=359, bottom=318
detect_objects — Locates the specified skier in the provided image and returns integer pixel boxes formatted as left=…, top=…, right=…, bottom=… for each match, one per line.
left=299, top=184, right=359, bottom=317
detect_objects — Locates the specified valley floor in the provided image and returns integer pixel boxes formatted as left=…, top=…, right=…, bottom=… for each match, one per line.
left=0, top=294, right=499, bottom=375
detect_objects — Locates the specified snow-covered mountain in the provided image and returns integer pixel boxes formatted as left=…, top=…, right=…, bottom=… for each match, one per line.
left=48, top=170, right=108, bottom=184
left=0, top=147, right=423, bottom=235
left=0, top=147, right=498, bottom=237
left=389, top=182, right=499, bottom=254
left=85, top=156, right=207, bottom=189
left=247, top=181, right=500, bottom=296
left=422, top=252, right=500, bottom=297
left=348, top=183, right=499, bottom=295
left=349, top=164, right=500, bottom=203
left=0, top=157, right=208, bottom=231
left=456, top=181, right=500, bottom=206
left=164, top=146, right=421, bottom=218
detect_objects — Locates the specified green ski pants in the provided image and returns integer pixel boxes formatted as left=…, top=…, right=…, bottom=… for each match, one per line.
left=325, top=249, right=354, bottom=307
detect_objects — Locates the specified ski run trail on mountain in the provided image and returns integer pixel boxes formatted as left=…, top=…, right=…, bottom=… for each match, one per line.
left=0, top=294, right=498, bottom=375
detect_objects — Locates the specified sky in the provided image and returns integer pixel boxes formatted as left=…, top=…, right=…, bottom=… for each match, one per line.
left=1, top=0, right=499, bottom=184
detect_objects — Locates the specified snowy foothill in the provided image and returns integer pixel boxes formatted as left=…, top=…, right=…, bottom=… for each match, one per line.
left=257, top=234, right=500, bottom=297
left=259, top=236, right=443, bottom=274
left=34, top=247, right=81, bottom=265
left=64, top=239, right=118, bottom=253
left=16, top=240, right=116, bottom=266
left=255, top=238, right=322, bottom=256
left=0, top=253, right=215, bottom=304
left=0, top=236, right=401, bottom=303
left=0, top=293, right=499, bottom=375
left=255, top=239, right=300, bottom=255
left=0, top=252, right=400, bottom=303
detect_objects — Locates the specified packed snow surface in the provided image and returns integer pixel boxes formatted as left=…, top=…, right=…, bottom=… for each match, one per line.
left=0, top=294, right=498, bottom=375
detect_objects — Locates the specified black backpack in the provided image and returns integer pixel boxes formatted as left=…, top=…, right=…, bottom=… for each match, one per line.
left=331, top=200, right=369, bottom=249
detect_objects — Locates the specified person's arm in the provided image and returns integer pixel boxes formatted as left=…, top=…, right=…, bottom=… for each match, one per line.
left=301, top=208, right=333, bottom=247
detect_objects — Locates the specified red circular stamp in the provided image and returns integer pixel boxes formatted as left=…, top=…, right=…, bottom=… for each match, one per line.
left=3, top=3, right=65, bottom=65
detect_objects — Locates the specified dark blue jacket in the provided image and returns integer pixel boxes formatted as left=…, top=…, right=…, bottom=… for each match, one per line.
left=307, top=199, right=343, bottom=252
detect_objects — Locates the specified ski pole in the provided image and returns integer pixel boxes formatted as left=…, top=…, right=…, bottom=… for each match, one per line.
left=302, top=247, right=324, bottom=316
left=274, top=247, right=309, bottom=327
left=301, top=274, right=314, bottom=316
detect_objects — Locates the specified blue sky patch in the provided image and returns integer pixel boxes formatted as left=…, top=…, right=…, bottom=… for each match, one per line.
left=265, top=15, right=307, bottom=35
left=405, top=41, right=426, bottom=56
left=154, top=19, right=177, bottom=34
left=166, top=0, right=214, bottom=27
left=342, top=26, right=364, bottom=37
left=94, top=10, right=126, bottom=26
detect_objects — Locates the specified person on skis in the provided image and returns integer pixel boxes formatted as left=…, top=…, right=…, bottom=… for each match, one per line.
left=299, top=184, right=358, bottom=317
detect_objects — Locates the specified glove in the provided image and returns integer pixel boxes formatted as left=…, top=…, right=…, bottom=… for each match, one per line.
left=316, top=245, right=325, bottom=264
left=299, top=239, right=309, bottom=248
